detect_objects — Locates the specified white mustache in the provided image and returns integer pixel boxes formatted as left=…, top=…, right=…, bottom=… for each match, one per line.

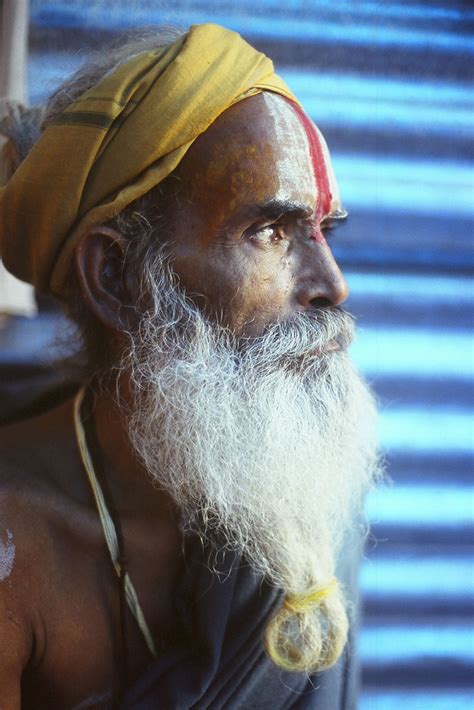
left=239, top=308, right=355, bottom=364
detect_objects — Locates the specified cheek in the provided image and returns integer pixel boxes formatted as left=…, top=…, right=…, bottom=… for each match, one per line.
left=234, top=252, right=294, bottom=319
left=208, top=251, right=293, bottom=333
left=172, top=246, right=250, bottom=319
left=172, top=233, right=295, bottom=333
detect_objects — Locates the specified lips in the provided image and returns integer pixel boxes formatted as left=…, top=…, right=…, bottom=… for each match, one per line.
left=307, top=339, right=341, bottom=357
left=322, top=339, right=342, bottom=353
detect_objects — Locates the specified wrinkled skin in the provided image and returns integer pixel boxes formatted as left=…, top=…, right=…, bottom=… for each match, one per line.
left=0, top=93, right=349, bottom=708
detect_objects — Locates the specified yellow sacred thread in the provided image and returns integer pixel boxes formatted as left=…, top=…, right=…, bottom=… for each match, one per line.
left=284, top=578, right=339, bottom=614
left=73, top=387, right=157, bottom=659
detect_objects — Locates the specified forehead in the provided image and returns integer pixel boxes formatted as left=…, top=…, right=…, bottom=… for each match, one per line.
left=260, top=92, right=316, bottom=205
left=169, top=92, right=331, bottom=234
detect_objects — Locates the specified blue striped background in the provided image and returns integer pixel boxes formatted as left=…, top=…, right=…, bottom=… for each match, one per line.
left=22, top=1, right=474, bottom=706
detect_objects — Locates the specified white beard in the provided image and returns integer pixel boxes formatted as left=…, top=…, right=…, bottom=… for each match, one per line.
left=121, top=248, right=379, bottom=602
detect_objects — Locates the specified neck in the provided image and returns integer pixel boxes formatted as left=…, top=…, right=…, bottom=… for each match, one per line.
left=87, top=377, right=176, bottom=521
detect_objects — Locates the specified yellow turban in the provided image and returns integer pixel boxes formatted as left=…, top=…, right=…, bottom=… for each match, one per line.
left=0, top=23, right=296, bottom=299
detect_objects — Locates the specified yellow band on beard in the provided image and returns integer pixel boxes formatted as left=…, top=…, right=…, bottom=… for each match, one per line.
left=265, top=577, right=344, bottom=673
left=284, top=577, right=339, bottom=614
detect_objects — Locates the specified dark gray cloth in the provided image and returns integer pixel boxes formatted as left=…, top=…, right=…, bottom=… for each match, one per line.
left=120, top=532, right=360, bottom=709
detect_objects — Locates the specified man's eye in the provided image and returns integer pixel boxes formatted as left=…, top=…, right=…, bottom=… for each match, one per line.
left=320, top=217, right=344, bottom=240
left=248, top=224, right=283, bottom=245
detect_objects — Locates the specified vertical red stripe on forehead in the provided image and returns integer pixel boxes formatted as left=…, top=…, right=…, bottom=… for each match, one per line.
left=284, top=98, right=332, bottom=235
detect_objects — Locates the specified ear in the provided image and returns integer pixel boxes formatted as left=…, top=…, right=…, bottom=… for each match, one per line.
left=75, top=225, right=136, bottom=332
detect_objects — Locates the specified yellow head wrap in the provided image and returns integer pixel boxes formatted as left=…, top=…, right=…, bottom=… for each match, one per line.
left=0, top=23, right=296, bottom=299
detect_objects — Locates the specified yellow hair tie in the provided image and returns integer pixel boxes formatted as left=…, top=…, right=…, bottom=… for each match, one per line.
left=284, top=578, right=338, bottom=614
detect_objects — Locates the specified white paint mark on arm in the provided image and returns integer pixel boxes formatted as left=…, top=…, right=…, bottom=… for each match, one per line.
left=0, top=529, right=15, bottom=581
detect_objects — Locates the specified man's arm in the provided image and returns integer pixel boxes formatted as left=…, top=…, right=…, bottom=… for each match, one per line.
left=0, top=597, right=26, bottom=710
left=0, top=495, right=34, bottom=710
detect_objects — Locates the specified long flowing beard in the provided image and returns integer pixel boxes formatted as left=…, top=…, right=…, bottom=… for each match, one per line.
left=120, top=248, right=380, bottom=672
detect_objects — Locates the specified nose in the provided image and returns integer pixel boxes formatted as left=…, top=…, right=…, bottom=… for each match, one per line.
left=296, top=243, right=349, bottom=309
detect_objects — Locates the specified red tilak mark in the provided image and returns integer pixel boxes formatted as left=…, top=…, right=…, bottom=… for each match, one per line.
left=310, top=229, right=326, bottom=245
left=284, top=98, right=332, bottom=242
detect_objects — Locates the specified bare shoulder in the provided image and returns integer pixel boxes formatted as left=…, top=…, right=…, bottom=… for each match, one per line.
left=0, top=404, right=68, bottom=581
left=0, top=395, right=88, bottom=502
left=0, top=472, right=35, bottom=681
left=0, top=400, right=93, bottom=706
left=0, top=402, right=71, bottom=560
left=0, top=403, right=85, bottom=637
left=0, top=413, right=52, bottom=708
left=0, top=401, right=76, bottom=540
left=0, top=398, right=90, bottom=583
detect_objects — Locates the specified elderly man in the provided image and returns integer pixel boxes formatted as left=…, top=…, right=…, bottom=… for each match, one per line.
left=0, top=24, right=378, bottom=709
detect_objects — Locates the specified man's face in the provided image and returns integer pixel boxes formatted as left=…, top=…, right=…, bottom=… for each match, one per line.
left=161, top=92, right=349, bottom=337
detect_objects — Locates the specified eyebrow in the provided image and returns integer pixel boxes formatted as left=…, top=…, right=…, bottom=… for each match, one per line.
left=245, top=200, right=349, bottom=224
left=324, top=207, right=349, bottom=222
left=242, top=199, right=314, bottom=222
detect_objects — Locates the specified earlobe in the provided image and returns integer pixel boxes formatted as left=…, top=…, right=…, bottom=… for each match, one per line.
left=75, top=226, right=131, bottom=332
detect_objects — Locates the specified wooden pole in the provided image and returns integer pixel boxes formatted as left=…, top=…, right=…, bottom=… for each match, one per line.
left=0, top=0, right=29, bottom=103
left=0, top=0, right=35, bottom=317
